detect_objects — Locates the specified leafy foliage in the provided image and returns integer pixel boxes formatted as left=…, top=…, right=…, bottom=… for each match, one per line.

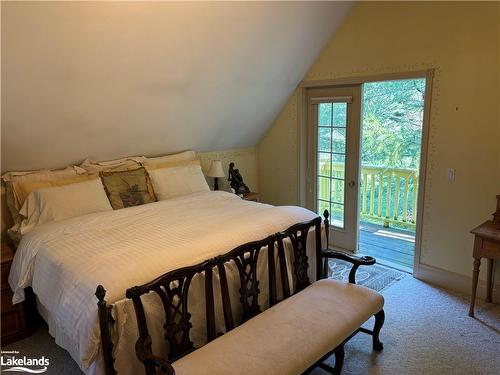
left=361, top=79, right=425, bottom=169
left=317, top=79, right=425, bottom=169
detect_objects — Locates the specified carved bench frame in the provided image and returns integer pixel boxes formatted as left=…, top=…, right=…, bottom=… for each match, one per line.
left=96, top=210, right=385, bottom=375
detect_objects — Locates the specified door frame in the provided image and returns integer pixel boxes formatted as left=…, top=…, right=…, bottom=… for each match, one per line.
left=297, top=69, right=434, bottom=276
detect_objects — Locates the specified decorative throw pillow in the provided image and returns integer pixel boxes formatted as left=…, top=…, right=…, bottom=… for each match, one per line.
left=100, top=168, right=156, bottom=209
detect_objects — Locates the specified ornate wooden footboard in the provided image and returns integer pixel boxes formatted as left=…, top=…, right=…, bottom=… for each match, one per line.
left=96, top=210, right=383, bottom=375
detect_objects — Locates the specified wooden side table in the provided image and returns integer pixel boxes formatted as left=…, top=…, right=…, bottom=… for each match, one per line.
left=242, top=192, right=260, bottom=202
left=1, top=242, right=30, bottom=344
left=468, top=221, right=500, bottom=317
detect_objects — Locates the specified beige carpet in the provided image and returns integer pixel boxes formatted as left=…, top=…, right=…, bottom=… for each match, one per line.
left=3, top=276, right=499, bottom=375
left=317, top=276, right=500, bottom=375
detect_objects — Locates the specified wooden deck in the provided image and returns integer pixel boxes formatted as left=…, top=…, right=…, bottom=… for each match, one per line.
left=358, top=222, right=415, bottom=272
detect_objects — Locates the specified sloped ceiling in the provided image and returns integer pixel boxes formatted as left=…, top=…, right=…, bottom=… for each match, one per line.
left=1, top=1, right=353, bottom=171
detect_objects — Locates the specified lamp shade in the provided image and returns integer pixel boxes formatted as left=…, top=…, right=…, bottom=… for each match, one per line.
left=206, top=160, right=225, bottom=178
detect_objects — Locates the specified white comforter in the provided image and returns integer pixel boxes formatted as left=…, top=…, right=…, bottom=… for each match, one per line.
left=9, top=191, right=318, bottom=374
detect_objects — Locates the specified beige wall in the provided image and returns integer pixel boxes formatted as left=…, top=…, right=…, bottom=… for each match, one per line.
left=198, top=147, right=259, bottom=193
left=1, top=1, right=351, bottom=172
left=257, top=91, right=299, bottom=205
left=258, top=2, right=500, bottom=283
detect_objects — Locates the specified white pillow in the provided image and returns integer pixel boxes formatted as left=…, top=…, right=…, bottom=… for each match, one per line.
left=148, top=164, right=209, bottom=200
left=18, top=179, right=113, bottom=233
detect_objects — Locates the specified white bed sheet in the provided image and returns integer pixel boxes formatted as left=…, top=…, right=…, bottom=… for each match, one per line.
left=9, top=191, right=319, bottom=375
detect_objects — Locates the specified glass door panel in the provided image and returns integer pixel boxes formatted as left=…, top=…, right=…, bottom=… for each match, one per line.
left=307, top=85, right=362, bottom=252
left=316, top=102, right=348, bottom=229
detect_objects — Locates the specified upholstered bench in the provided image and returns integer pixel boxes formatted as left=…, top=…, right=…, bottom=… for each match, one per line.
left=96, top=214, right=385, bottom=375
left=173, top=279, right=384, bottom=375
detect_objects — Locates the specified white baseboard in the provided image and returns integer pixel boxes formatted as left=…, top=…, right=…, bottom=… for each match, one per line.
left=414, top=263, right=500, bottom=302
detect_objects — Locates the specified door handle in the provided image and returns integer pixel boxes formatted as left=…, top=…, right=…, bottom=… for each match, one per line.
left=348, top=180, right=356, bottom=188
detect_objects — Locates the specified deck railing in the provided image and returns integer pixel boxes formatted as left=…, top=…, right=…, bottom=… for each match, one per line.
left=319, top=163, right=418, bottom=230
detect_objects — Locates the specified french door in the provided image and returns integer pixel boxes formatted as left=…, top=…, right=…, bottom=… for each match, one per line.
left=306, top=85, right=362, bottom=252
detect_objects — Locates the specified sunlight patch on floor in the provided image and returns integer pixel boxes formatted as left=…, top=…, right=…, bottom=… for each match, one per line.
left=373, top=229, right=415, bottom=243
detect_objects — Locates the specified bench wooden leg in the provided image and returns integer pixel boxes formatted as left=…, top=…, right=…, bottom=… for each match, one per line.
left=373, top=309, right=385, bottom=351
left=332, top=344, right=344, bottom=375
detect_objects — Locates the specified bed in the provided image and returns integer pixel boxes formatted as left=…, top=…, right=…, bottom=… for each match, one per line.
left=8, top=190, right=321, bottom=375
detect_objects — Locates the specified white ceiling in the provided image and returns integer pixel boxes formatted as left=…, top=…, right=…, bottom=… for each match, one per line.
left=1, top=1, right=353, bottom=171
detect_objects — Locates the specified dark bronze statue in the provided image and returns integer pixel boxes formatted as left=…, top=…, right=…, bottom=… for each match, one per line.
left=228, top=162, right=250, bottom=195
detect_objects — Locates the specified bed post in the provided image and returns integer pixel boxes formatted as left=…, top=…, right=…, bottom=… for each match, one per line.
left=315, top=218, right=323, bottom=282
left=323, top=209, right=330, bottom=245
left=322, top=210, right=330, bottom=279
left=95, top=285, right=117, bottom=375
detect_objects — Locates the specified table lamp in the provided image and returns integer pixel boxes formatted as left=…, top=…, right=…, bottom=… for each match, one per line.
left=206, top=160, right=225, bottom=190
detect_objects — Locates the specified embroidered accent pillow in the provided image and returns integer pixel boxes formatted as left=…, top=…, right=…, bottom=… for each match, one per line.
left=100, top=168, right=156, bottom=209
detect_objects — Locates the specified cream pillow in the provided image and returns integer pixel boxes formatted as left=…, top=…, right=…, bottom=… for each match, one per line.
left=145, top=159, right=200, bottom=171
left=1, top=165, right=85, bottom=182
left=2, top=166, right=86, bottom=226
left=142, top=151, right=196, bottom=168
left=10, top=174, right=98, bottom=215
left=148, top=164, right=209, bottom=200
left=18, top=179, right=113, bottom=234
left=79, top=156, right=144, bottom=173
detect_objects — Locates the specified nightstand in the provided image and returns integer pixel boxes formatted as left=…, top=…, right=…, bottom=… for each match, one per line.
left=1, top=243, right=29, bottom=345
left=243, top=192, right=260, bottom=202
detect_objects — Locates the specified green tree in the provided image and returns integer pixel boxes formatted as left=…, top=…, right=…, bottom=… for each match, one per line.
left=317, top=79, right=425, bottom=169
left=361, top=79, right=425, bottom=169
